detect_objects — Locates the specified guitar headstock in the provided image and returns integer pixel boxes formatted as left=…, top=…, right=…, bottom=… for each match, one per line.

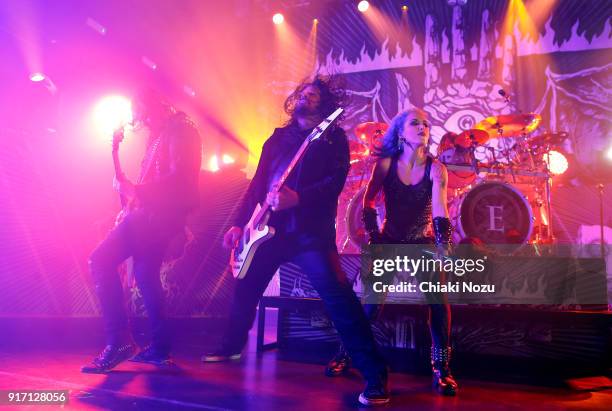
left=112, top=128, right=125, bottom=152
left=308, top=108, right=343, bottom=143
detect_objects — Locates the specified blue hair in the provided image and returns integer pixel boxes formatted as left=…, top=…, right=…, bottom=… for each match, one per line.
left=374, top=108, right=428, bottom=158
left=374, top=111, right=410, bottom=158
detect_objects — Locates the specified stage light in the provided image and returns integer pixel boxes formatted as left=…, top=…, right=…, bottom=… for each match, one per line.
left=543, top=150, right=569, bottom=175
left=86, top=17, right=107, bottom=35
left=273, top=13, right=284, bottom=25
left=358, top=1, right=369, bottom=13
left=313, top=18, right=318, bottom=24
left=142, top=56, right=157, bottom=70
left=222, top=154, right=235, bottom=165
left=183, top=85, right=196, bottom=97
left=92, top=95, right=132, bottom=138
left=606, top=144, right=612, bottom=162
left=29, top=72, right=45, bottom=82
left=208, top=155, right=220, bottom=172
left=402, top=5, right=408, bottom=11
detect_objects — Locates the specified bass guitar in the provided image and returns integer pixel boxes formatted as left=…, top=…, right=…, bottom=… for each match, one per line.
left=230, top=108, right=343, bottom=279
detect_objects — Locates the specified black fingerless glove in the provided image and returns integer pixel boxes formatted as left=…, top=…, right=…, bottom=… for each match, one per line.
left=433, top=217, right=453, bottom=246
left=362, top=207, right=382, bottom=244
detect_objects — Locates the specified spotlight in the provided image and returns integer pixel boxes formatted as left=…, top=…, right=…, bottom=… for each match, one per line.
left=272, top=13, right=284, bottom=25
left=606, top=144, right=612, bottom=162
left=543, top=150, right=569, bottom=175
left=358, top=1, right=369, bottom=13
left=402, top=5, right=408, bottom=11
left=29, top=72, right=45, bottom=82
left=183, top=85, right=196, bottom=97
left=92, top=95, right=132, bottom=138
left=222, top=154, right=235, bottom=165
left=208, top=155, right=220, bottom=172
left=141, top=56, right=157, bottom=70
left=313, top=18, right=318, bottom=24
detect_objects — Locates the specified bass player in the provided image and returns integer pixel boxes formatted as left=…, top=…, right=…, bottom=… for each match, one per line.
left=203, top=76, right=390, bottom=406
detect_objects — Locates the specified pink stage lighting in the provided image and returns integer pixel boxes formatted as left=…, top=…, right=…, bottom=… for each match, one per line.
left=208, top=155, right=220, bottom=172
left=358, top=1, right=370, bottom=13
left=29, top=72, right=46, bottom=82
left=273, top=13, right=284, bottom=25
left=543, top=150, right=569, bottom=176
left=92, top=95, right=132, bottom=139
left=222, top=154, right=235, bottom=165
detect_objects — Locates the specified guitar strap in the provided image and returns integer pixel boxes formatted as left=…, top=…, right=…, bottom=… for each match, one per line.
left=137, top=134, right=162, bottom=184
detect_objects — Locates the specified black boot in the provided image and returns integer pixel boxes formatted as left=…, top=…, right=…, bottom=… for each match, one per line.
left=129, top=344, right=174, bottom=366
left=325, top=344, right=351, bottom=377
left=431, top=346, right=458, bottom=396
left=81, top=342, right=137, bottom=373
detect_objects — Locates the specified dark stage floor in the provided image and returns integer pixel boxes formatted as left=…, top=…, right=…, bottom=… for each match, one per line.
left=0, top=315, right=610, bottom=411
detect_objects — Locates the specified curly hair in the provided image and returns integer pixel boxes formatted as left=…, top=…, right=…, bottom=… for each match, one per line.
left=374, top=108, right=429, bottom=158
left=283, top=75, right=348, bottom=122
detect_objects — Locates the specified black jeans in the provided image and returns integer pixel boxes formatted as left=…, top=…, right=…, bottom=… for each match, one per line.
left=223, top=232, right=387, bottom=383
left=89, top=208, right=184, bottom=353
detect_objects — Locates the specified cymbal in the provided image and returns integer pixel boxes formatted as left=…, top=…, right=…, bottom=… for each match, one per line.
left=437, top=129, right=489, bottom=155
left=475, top=113, right=541, bottom=138
left=529, top=131, right=569, bottom=146
left=354, top=122, right=388, bottom=142
left=455, top=129, right=490, bottom=147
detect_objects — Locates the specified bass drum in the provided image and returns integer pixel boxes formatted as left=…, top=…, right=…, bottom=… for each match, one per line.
left=344, top=185, right=386, bottom=251
left=449, top=182, right=533, bottom=248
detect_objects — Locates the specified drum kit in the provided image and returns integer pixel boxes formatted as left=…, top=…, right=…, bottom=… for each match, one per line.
left=338, top=112, right=569, bottom=254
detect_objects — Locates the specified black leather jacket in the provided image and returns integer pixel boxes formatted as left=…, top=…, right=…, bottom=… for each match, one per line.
left=233, top=121, right=349, bottom=241
left=134, top=112, right=202, bottom=214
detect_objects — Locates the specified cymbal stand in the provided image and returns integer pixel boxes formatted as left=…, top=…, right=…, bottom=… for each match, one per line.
left=497, top=125, right=517, bottom=183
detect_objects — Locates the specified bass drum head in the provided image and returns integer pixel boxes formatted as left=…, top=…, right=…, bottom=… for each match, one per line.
left=346, top=185, right=385, bottom=250
left=451, top=182, right=533, bottom=247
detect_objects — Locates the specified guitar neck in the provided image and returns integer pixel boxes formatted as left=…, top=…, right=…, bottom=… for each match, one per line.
left=112, top=148, right=128, bottom=208
left=251, top=108, right=343, bottom=227
left=112, top=149, right=123, bottom=177
left=275, top=129, right=318, bottom=191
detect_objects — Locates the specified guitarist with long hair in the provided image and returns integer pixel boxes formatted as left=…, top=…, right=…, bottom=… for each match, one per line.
left=82, top=89, right=201, bottom=373
left=203, top=76, right=390, bottom=406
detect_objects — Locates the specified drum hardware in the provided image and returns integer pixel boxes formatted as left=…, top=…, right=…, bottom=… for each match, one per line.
left=444, top=164, right=549, bottom=178
left=341, top=185, right=385, bottom=252
left=337, top=110, right=563, bottom=252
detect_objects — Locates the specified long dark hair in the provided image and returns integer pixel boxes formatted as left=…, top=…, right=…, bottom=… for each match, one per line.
left=283, top=75, right=348, bottom=122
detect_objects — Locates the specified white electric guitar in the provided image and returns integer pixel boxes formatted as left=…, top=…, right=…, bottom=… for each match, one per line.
left=230, top=108, right=343, bottom=279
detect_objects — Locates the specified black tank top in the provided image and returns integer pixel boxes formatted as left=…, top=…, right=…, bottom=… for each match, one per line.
left=381, top=156, right=433, bottom=243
